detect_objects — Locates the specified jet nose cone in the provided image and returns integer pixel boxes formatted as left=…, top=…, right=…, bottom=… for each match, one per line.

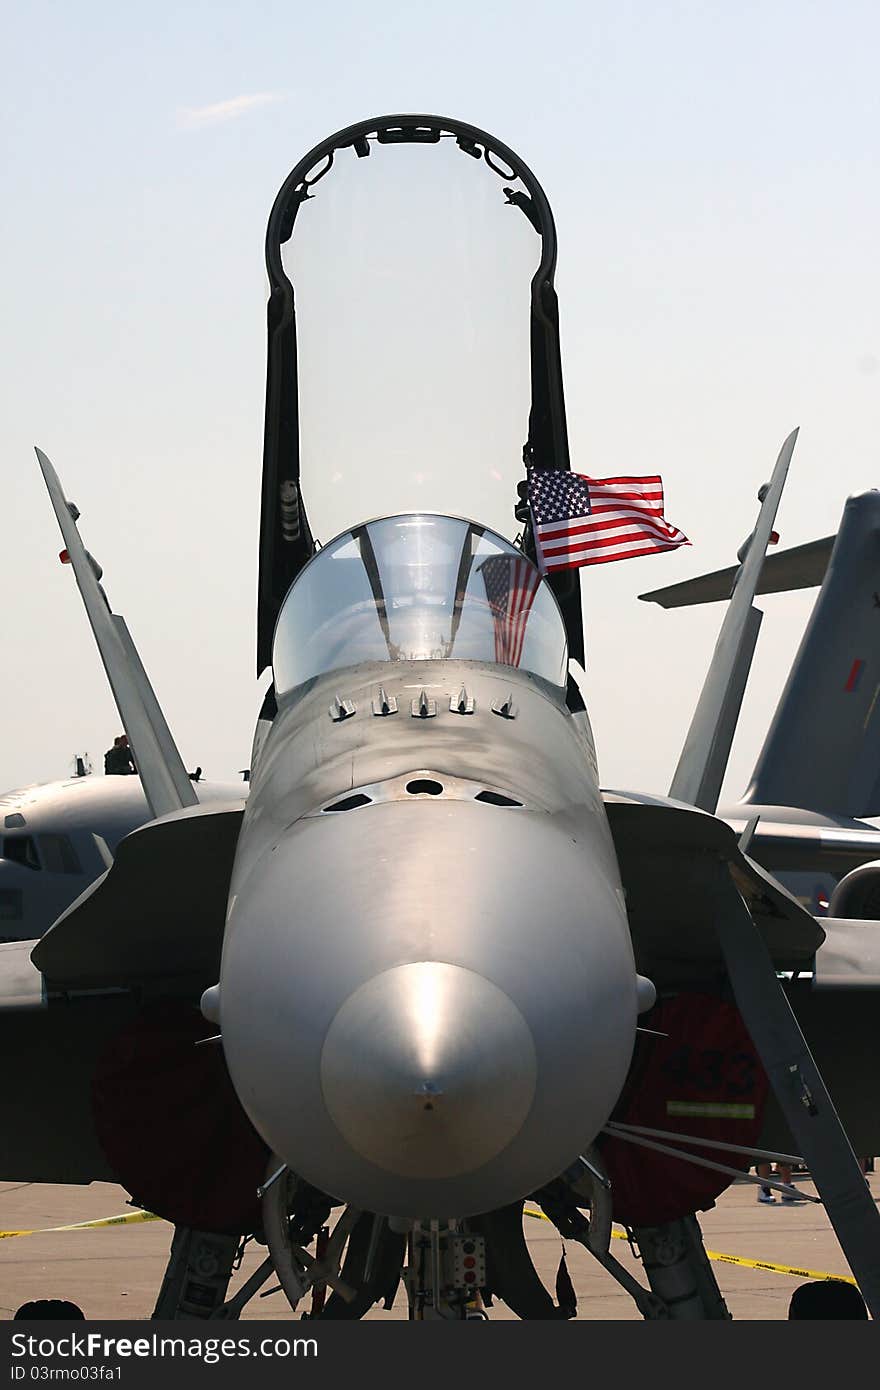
left=320, top=962, right=537, bottom=1179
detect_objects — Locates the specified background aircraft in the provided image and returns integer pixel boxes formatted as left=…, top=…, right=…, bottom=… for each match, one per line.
left=0, top=772, right=247, bottom=945
left=3, top=114, right=879, bottom=1323
left=641, top=489, right=880, bottom=912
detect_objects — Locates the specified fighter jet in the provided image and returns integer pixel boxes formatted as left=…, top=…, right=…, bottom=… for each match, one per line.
left=3, top=114, right=880, bottom=1323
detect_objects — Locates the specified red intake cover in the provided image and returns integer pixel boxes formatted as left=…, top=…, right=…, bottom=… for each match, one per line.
left=598, top=993, right=769, bottom=1227
left=91, top=1002, right=269, bottom=1234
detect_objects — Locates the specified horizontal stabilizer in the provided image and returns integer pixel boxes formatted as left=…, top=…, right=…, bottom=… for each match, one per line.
left=639, top=534, right=834, bottom=608
left=35, top=448, right=198, bottom=821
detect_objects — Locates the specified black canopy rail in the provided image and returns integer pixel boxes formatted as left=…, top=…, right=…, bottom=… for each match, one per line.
left=258, top=114, right=584, bottom=673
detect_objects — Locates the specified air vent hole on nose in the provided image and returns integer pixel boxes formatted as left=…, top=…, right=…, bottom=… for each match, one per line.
left=474, top=790, right=523, bottom=807
left=405, top=779, right=444, bottom=796
left=322, top=793, right=373, bottom=813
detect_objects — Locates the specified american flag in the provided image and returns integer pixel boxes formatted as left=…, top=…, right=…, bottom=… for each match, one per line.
left=527, top=469, right=690, bottom=572
left=478, top=554, right=543, bottom=668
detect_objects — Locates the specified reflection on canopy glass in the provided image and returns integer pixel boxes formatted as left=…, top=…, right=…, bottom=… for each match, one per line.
left=272, top=515, right=568, bottom=692
left=284, top=137, right=539, bottom=542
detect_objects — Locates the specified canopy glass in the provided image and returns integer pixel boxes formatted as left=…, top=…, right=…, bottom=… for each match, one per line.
left=273, top=514, right=567, bottom=692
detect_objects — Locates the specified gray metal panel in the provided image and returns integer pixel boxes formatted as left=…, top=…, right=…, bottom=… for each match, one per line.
left=669, top=429, right=798, bottom=812
left=639, top=534, right=834, bottom=608
left=813, top=917, right=880, bottom=988
left=0, top=939, right=45, bottom=1010
left=30, top=802, right=245, bottom=990
left=744, top=490, right=880, bottom=817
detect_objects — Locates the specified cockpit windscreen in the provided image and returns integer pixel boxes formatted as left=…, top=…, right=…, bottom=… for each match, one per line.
left=272, top=515, right=568, bottom=692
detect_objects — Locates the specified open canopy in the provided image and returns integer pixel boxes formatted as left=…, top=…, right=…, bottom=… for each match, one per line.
left=258, top=115, right=584, bottom=675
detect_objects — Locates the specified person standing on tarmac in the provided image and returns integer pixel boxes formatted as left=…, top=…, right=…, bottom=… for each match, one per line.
left=756, top=1161, right=805, bottom=1204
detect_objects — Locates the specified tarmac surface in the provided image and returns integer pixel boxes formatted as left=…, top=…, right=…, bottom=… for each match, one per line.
left=2, top=1175, right=871, bottom=1320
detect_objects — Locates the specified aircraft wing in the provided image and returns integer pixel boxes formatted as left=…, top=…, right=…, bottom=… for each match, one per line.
left=668, top=428, right=798, bottom=813
left=0, top=798, right=245, bottom=1185
left=35, top=447, right=198, bottom=821
left=29, top=800, right=245, bottom=992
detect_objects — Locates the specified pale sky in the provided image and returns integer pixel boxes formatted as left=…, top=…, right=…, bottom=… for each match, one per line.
left=2, top=1, right=878, bottom=805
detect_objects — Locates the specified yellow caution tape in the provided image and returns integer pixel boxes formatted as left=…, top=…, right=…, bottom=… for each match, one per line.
left=699, top=1246, right=856, bottom=1285
left=523, top=1208, right=857, bottom=1285
left=0, top=1205, right=857, bottom=1288
left=0, top=1211, right=161, bottom=1240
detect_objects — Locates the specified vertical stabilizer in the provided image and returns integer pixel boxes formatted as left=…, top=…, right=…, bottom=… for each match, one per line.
left=35, top=448, right=198, bottom=820
left=744, top=490, right=880, bottom=818
left=669, top=429, right=798, bottom=812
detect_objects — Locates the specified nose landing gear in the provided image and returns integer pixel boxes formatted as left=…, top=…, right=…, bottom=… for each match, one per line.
left=405, top=1222, right=488, bottom=1320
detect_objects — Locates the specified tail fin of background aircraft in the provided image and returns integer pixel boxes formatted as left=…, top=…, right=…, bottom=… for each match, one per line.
left=741, top=490, right=880, bottom=818
left=644, top=487, right=880, bottom=820
left=35, top=447, right=198, bottom=821
left=664, top=429, right=798, bottom=813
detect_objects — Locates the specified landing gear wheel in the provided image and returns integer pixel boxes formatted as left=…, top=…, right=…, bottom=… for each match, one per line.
left=260, top=1157, right=359, bottom=1315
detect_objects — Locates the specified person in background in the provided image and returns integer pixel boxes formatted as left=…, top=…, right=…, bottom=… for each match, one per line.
left=756, top=1160, right=804, bottom=1204
left=104, top=734, right=136, bottom=775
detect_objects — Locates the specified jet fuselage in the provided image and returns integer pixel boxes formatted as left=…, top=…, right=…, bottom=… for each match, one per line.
left=219, top=655, right=639, bottom=1220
